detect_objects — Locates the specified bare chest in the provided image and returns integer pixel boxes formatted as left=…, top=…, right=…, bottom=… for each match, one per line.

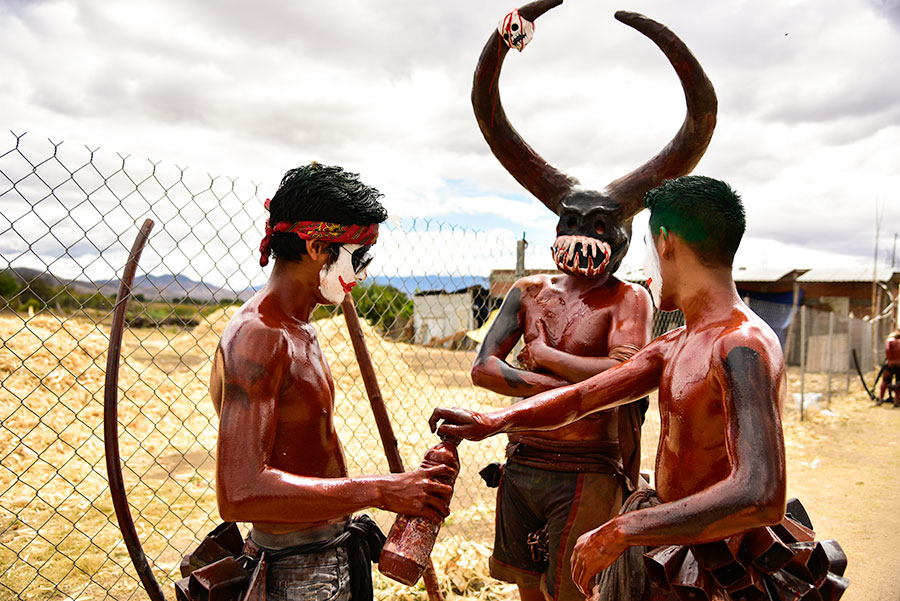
left=277, top=331, right=337, bottom=430
left=521, top=287, right=613, bottom=354
left=656, top=339, right=730, bottom=497
left=271, top=332, right=345, bottom=477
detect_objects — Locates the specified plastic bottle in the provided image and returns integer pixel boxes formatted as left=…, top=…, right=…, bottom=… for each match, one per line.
left=378, top=436, right=460, bottom=585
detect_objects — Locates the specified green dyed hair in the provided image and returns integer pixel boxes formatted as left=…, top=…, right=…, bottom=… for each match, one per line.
left=644, top=175, right=745, bottom=267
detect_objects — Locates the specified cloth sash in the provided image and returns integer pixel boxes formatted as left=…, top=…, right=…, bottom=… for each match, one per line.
left=506, top=435, right=626, bottom=480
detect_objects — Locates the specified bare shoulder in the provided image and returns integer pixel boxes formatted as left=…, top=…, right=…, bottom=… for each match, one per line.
left=513, top=273, right=553, bottom=293
left=218, top=299, right=294, bottom=368
left=713, top=307, right=784, bottom=369
left=615, top=278, right=652, bottom=307
left=649, top=322, right=685, bottom=353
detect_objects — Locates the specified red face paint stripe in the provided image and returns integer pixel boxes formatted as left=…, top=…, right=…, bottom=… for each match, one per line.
left=339, top=276, right=357, bottom=294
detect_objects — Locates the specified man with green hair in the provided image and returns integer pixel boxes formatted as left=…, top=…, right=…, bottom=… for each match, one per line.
left=431, top=176, right=843, bottom=599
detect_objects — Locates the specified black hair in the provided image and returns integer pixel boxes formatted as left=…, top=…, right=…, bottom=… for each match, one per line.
left=644, top=175, right=745, bottom=267
left=266, top=163, right=387, bottom=262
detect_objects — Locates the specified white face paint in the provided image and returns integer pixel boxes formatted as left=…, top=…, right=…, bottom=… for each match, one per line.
left=643, top=235, right=663, bottom=309
left=318, top=243, right=365, bottom=305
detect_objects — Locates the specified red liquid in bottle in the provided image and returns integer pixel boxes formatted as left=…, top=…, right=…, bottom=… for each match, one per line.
left=378, top=438, right=459, bottom=585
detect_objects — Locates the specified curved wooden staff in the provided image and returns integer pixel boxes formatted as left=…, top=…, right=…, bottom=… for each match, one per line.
left=341, top=295, right=445, bottom=601
left=103, top=219, right=167, bottom=601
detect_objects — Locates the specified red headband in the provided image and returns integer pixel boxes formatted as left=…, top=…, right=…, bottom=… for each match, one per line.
left=259, top=203, right=379, bottom=266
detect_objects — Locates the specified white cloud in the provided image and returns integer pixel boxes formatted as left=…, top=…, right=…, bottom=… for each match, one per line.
left=1, top=0, right=899, bottom=279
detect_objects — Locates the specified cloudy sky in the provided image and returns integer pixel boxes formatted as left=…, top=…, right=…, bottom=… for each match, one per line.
left=2, top=0, right=899, bottom=281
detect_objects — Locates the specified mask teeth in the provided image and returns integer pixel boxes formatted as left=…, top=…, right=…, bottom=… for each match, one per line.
left=553, top=235, right=614, bottom=276
left=585, top=237, right=597, bottom=259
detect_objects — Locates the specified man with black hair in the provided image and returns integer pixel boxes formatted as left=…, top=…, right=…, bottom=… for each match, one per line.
left=431, top=175, right=809, bottom=598
left=469, top=203, right=652, bottom=601
left=210, top=163, right=454, bottom=601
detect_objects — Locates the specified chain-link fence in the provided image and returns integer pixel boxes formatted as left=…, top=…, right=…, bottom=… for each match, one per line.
left=3, top=131, right=885, bottom=600
left=0, top=133, right=688, bottom=600
left=779, top=298, right=896, bottom=416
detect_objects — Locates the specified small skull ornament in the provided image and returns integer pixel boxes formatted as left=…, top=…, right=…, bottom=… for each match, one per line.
left=498, top=9, right=535, bottom=51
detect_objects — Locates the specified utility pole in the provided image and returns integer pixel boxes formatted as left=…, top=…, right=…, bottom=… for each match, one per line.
left=872, top=200, right=885, bottom=371
left=892, top=232, right=898, bottom=269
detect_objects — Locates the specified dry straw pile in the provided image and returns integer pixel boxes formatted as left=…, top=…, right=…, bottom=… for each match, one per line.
left=0, top=307, right=515, bottom=600
left=2, top=305, right=855, bottom=601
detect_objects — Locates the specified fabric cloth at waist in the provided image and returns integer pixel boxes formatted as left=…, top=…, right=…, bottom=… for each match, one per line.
left=245, top=515, right=386, bottom=601
left=592, top=486, right=663, bottom=601
left=506, top=435, right=625, bottom=475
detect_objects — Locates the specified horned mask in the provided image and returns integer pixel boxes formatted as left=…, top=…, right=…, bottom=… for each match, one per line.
left=473, top=1, right=718, bottom=277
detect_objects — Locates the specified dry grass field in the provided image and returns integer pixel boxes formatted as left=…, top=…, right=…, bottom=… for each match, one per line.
left=1, top=309, right=896, bottom=600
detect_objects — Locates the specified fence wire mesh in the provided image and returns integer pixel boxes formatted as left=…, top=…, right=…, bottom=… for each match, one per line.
left=0, top=133, right=624, bottom=600
left=782, top=299, right=894, bottom=413
left=1, top=132, right=887, bottom=600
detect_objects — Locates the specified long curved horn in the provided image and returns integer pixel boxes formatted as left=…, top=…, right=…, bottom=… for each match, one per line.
left=103, top=219, right=167, bottom=601
left=605, top=11, right=717, bottom=220
left=472, top=0, right=577, bottom=214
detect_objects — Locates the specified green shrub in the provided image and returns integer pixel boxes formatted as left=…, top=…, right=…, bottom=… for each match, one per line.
left=0, top=270, right=20, bottom=298
left=351, top=283, right=413, bottom=336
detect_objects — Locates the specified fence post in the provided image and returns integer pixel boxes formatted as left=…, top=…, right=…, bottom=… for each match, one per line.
left=872, top=317, right=878, bottom=373
left=846, top=315, right=852, bottom=392
left=827, top=310, right=834, bottom=408
left=862, top=319, right=873, bottom=372
left=785, top=282, right=800, bottom=364
left=515, top=232, right=527, bottom=278
left=800, top=305, right=807, bottom=421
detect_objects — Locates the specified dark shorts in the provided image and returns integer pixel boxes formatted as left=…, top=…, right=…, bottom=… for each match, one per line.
left=490, top=461, right=623, bottom=601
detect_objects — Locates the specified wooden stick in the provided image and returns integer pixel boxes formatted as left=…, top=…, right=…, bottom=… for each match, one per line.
left=341, top=295, right=445, bottom=601
left=104, top=219, right=168, bottom=601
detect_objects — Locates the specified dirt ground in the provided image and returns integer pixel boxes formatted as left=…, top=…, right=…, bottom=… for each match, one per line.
left=423, top=366, right=900, bottom=601
left=409, top=368, right=900, bottom=601
left=1, top=309, right=895, bottom=600
left=776, top=376, right=900, bottom=600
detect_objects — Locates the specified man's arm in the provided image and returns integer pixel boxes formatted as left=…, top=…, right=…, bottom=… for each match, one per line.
left=569, top=344, right=786, bottom=594
left=433, top=340, right=663, bottom=440
left=216, top=324, right=454, bottom=525
left=471, top=284, right=570, bottom=396
left=524, top=285, right=653, bottom=382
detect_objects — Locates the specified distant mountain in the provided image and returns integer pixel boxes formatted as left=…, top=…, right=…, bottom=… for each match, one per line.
left=369, top=275, right=489, bottom=296
left=6, top=267, right=489, bottom=303
left=7, top=267, right=256, bottom=302
left=125, top=274, right=256, bottom=302
left=8, top=267, right=108, bottom=296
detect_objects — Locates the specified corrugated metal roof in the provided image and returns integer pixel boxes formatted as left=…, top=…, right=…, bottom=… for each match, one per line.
left=796, top=266, right=896, bottom=283
left=732, top=267, right=797, bottom=282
